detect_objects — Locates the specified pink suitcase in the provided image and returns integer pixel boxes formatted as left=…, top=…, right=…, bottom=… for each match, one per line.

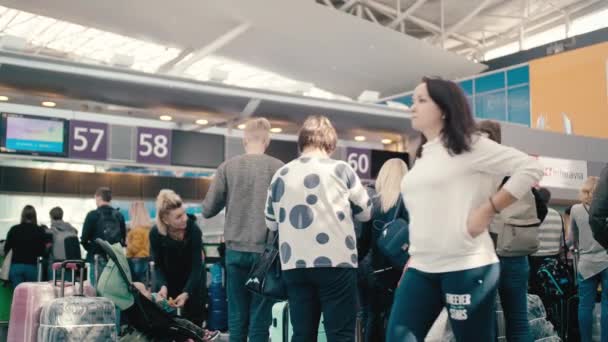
left=7, top=258, right=55, bottom=342
left=6, top=260, right=96, bottom=342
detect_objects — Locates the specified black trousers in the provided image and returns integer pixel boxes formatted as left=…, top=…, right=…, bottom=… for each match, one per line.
left=283, top=268, right=358, bottom=342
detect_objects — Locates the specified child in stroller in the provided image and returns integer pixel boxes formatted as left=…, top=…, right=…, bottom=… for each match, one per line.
left=94, top=239, right=219, bottom=342
left=132, top=282, right=219, bottom=341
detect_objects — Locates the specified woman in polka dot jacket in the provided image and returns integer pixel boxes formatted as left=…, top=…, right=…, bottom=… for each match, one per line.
left=265, top=115, right=372, bottom=342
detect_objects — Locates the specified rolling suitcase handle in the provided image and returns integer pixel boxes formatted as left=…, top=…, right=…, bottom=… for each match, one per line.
left=58, top=260, right=86, bottom=298
left=94, top=254, right=100, bottom=285
left=149, top=261, right=155, bottom=291
left=51, top=262, right=79, bottom=287
left=37, top=256, right=44, bottom=282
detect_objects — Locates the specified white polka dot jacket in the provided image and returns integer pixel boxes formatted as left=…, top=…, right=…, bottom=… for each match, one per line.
left=265, top=156, right=373, bottom=270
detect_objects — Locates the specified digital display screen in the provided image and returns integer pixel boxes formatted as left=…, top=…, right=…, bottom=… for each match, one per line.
left=1, top=113, right=67, bottom=155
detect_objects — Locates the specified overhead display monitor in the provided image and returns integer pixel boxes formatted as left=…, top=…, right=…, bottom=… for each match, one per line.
left=171, top=130, right=224, bottom=168
left=266, top=140, right=299, bottom=163
left=370, top=150, right=409, bottom=179
left=0, top=113, right=68, bottom=156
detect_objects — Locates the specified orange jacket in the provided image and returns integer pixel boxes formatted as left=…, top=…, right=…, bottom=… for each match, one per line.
left=126, top=226, right=150, bottom=258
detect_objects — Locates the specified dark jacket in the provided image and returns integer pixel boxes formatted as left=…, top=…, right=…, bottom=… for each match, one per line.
left=80, top=205, right=126, bottom=260
left=358, top=194, right=409, bottom=290
left=149, top=215, right=204, bottom=299
left=49, top=220, right=79, bottom=261
left=5, top=223, right=50, bottom=264
left=590, top=164, right=608, bottom=249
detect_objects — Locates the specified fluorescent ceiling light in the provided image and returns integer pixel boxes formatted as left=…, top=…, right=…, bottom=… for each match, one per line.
left=381, top=139, right=393, bottom=144
left=270, top=127, right=283, bottom=133
left=159, top=115, right=172, bottom=121
left=196, top=119, right=209, bottom=125
left=354, top=136, right=366, bottom=142
left=237, top=124, right=246, bottom=130
left=358, top=90, right=380, bottom=103
left=385, top=101, right=409, bottom=110
left=0, top=96, right=9, bottom=101
left=41, top=101, right=56, bottom=107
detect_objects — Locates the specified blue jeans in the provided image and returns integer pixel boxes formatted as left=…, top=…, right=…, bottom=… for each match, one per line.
left=387, top=263, right=500, bottom=342
left=225, top=249, right=274, bottom=342
left=9, top=263, right=37, bottom=289
left=578, top=268, right=608, bottom=342
left=498, top=256, right=532, bottom=342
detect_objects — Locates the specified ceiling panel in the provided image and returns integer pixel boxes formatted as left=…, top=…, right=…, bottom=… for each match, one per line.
left=0, top=0, right=486, bottom=97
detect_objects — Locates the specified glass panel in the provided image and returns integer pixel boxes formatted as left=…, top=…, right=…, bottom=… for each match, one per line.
left=459, top=80, right=474, bottom=96
left=507, top=86, right=530, bottom=126
left=475, top=91, right=506, bottom=121
left=507, top=66, right=529, bottom=87
left=475, top=72, right=505, bottom=94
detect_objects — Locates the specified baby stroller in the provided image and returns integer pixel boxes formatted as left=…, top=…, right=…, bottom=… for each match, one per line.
left=94, top=238, right=205, bottom=342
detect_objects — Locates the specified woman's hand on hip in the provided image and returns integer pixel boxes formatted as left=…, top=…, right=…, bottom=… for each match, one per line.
left=467, top=202, right=495, bottom=238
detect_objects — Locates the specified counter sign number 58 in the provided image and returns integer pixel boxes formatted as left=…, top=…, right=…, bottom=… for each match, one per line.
left=136, top=127, right=172, bottom=165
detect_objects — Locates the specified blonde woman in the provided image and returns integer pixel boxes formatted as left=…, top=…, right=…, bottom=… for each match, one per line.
left=570, top=176, right=608, bottom=342
left=126, top=201, right=153, bottom=283
left=359, top=158, right=409, bottom=342
left=149, top=190, right=206, bottom=327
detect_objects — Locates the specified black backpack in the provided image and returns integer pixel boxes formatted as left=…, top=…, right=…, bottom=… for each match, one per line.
left=64, top=236, right=82, bottom=260
left=97, top=208, right=122, bottom=245
left=501, top=177, right=548, bottom=223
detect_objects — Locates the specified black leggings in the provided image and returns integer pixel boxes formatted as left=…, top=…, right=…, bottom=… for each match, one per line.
left=283, top=268, right=358, bottom=342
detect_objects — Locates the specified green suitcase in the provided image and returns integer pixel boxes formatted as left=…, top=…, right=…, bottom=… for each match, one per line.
left=270, top=301, right=327, bottom=342
left=0, top=255, right=13, bottom=323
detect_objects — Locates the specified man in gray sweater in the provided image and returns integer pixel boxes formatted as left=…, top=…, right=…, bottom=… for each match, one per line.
left=202, top=117, right=283, bottom=342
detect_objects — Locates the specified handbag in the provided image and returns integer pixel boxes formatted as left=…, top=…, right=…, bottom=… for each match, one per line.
left=0, top=249, right=12, bottom=282
left=537, top=214, right=574, bottom=298
left=373, top=198, right=410, bottom=269
left=245, top=232, right=287, bottom=301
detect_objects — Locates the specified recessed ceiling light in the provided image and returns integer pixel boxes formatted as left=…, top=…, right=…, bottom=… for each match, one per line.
left=41, top=101, right=56, bottom=107
left=381, top=139, right=393, bottom=144
left=0, top=96, right=9, bottom=101
left=196, top=119, right=209, bottom=125
left=270, top=127, right=282, bottom=133
left=354, top=136, right=366, bottom=142
left=159, top=115, right=172, bottom=121
left=237, top=124, right=246, bottom=130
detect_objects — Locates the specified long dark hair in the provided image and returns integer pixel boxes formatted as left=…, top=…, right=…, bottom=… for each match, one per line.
left=21, top=205, right=38, bottom=225
left=416, top=77, right=477, bottom=158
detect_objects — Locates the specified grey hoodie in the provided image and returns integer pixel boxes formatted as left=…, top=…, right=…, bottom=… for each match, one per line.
left=50, top=220, right=79, bottom=261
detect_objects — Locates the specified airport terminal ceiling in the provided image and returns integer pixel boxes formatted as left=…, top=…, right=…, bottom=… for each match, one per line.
left=0, top=0, right=604, bottom=99
left=0, top=0, right=487, bottom=99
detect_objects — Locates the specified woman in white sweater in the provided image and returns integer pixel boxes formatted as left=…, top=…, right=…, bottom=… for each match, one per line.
left=386, top=77, right=543, bottom=342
